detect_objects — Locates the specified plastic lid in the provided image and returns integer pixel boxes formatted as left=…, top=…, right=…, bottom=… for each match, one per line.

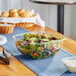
left=0, top=35, right=7, bottom=45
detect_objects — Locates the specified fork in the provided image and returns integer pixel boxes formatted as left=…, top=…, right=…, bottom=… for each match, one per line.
left=0, top=47, right=9, bottom=65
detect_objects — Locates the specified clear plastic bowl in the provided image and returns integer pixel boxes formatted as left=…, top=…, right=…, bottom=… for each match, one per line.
left=13, top=32, right=65, bottom=59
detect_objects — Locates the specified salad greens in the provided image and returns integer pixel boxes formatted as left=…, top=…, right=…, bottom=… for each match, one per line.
left=16, top=32, right=64, bottom=59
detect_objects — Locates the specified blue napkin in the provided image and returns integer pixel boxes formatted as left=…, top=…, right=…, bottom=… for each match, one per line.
left=1, top=27, right=76, bottom=76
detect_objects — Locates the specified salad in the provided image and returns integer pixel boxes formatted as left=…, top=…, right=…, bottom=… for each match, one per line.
left=15, top=32, right=64, bottom=59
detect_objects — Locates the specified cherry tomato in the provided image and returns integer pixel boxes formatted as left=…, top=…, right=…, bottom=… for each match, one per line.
left=41, top=34, right=44, bottom=37
left=41, top=46, right=44, bottom=51
left=32, top=34, right=35, bottom=36
left=33, top=52, right=38, bottom=56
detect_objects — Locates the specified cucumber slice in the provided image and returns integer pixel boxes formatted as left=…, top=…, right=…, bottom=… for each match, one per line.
left=29, top=38, right=38, bottom=41
left=42, top=39, right=50, bottom=42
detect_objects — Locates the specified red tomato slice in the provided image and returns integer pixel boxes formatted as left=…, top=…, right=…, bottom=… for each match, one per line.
left=41, top=46, right=44, bottom=51
left=33, top=52, right=38, bottom=56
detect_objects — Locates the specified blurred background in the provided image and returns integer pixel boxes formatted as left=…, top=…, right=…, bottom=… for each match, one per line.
left=0, top=0, right=76, bottom=40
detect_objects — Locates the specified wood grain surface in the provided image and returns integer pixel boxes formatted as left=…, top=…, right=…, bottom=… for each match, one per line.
left=0, top=25, right=76, bottom=76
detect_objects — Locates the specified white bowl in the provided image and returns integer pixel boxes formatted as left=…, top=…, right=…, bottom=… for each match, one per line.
left=63, top=56, right=76, bottom=73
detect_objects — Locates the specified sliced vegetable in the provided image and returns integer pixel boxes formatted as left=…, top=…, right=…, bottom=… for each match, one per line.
left=33, top=52, right=38, bottom=56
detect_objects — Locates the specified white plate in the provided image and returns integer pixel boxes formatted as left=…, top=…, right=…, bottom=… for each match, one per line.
left=0, top=35, right=7, bottom=45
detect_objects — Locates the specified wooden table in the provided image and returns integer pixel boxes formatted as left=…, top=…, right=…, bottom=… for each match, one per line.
left=0, top=25, right=76, bottom=76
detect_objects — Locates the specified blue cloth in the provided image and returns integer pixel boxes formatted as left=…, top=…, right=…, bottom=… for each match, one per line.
left=1, top=27, right=76, bottom=76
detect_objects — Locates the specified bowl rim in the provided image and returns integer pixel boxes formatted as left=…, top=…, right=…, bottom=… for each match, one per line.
left=13, top=31, right=66, bottom=44
left=63, top=56, right=76, bottom=61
